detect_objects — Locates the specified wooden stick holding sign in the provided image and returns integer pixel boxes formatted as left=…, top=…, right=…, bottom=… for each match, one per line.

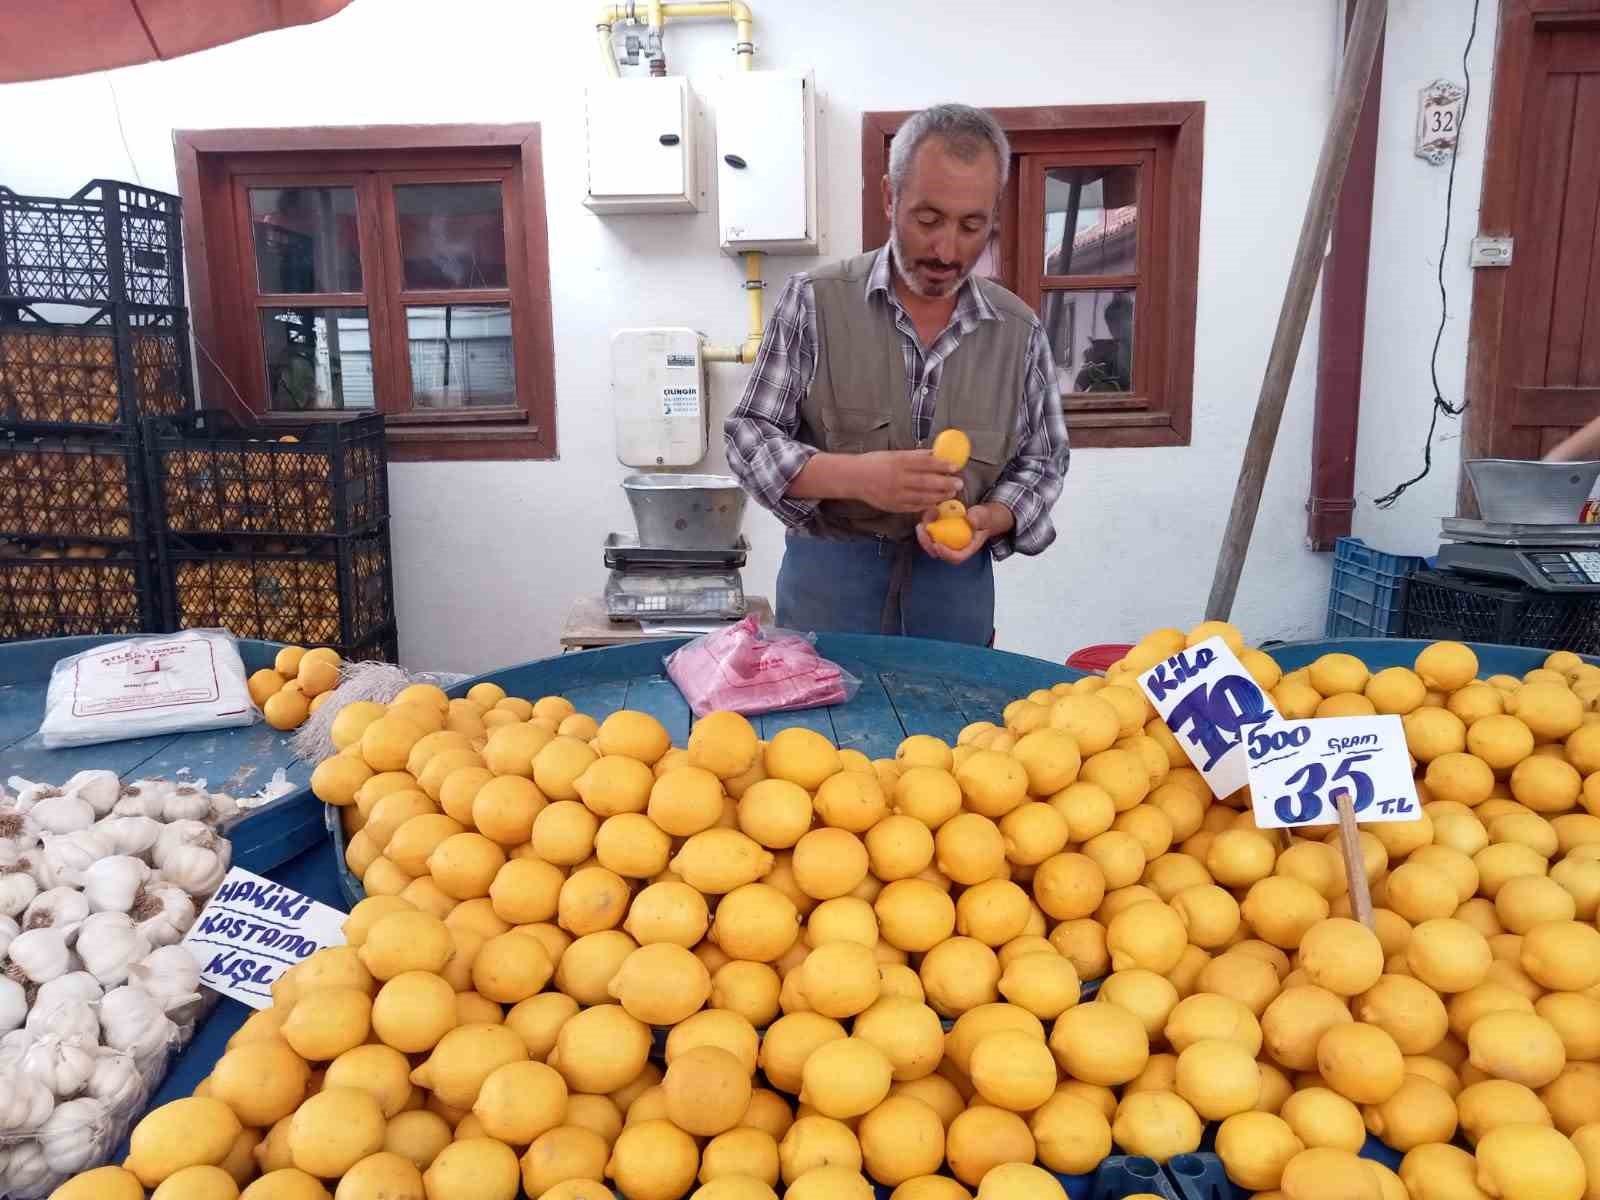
left=1333, top=790, right=1375, bottom=930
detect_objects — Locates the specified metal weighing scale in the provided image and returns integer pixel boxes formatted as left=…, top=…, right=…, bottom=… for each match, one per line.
left=1437, top=518, right=1600, bottom=592
left=602, top=534, right=750, bottom=622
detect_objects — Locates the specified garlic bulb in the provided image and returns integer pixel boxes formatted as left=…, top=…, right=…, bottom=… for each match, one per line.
left=130, top=883, right=195, bottom=948
left=0, top=914, right=17, bottom=959
left=162, top=784, right=213, bottom=823
left=0, top=865, right=37, bottom=919
left=0, top=1141, right=53, bottom=1197
left=110, top=785, right=167, bottom=820
left=0, top=805, right=40, bottom=856
left=5, top=927, right=72, bottom=984
left=128, top=945, right=202, bottom=1015
left=209, top=791, right=240, bottom=823
left=6, top=778, right=63, bottom=813
left=32, top=972, right=101, bottom=1013
left=0, top=1066, right=54, bottom=1131
left=63, top=770, right=120, bottom=818
left=160, top=840, right=229, bottom=896
left=81, top=856, right=151, bottom=915
left=84, top=1049, right=144, bottom=1112
left=100, top=985, right=177, bottom=1061
left=24, top=997, right=97, bottom=1043
left=152, top=818, right=213, bottom=869
left=8, top=1033, right=96, bottom=1098
left=0, top=976, right=24, bottom=1035
left=28, top=791, right=95, bottom=835
left=34, top=828, right=112, bottom=889
left=23, top=886, right=89, bottom=939
left=38, top=1096, right=111, bottom=1173
left=76, top=912, right=149, bottom=987
left=92, top=814, right=163, bottom=860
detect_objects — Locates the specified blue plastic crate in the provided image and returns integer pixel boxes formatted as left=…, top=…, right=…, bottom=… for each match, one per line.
left=1167, top=1135, right=1403, bottom=1200
left=1325, top=537, right=1428, bottom=639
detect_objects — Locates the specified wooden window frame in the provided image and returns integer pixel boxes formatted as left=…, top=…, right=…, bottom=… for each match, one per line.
left=174, top=124, right=557, bottom=462
left=862, top=102, right=1203, bottom=448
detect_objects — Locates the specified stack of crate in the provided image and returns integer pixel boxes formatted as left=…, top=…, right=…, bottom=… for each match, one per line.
left=0, top=180, right=190, bottom=641
left=145, top=409, right=398, bottom=661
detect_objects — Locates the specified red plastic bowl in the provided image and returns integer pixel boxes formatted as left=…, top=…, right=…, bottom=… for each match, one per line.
left=1065, top=643, right=1134, bottom=673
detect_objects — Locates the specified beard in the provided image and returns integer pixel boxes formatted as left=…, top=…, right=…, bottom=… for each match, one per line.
left=889, top=215, right=974, bottom=299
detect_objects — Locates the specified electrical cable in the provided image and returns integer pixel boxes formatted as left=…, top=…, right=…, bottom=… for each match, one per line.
left=104, top=74, right=143, bottom=186
left=1373, top=0, right=1481, bottom=509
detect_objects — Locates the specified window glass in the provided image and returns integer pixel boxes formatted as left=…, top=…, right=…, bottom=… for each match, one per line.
left=395, top=183, right=508, bottom=289
left=406, top=303, right=515, bottom=408
left=250, top=187, right=362, bottom=293
left=258, top=307, right=374, bottom=410
left=1041, top=288, right=1136, bottom=393
left=1042, top=166, right=1139, bottom=277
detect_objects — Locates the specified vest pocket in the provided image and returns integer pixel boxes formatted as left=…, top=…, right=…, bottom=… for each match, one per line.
left=962, top=428, right=1010, bottom=506
left=825, top=409, right=893, bottom=454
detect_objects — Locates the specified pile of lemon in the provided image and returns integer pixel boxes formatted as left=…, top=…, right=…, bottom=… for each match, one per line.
left=246, top=645, right=345, bottom=732
left=46, top=623, right=1600, bottom=1200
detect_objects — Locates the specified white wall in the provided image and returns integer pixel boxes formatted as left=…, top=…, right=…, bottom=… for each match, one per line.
left=0, top=0, right=1493, bottom=672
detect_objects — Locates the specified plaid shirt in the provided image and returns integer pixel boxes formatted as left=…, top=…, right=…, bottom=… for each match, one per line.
left=724, top=246, right=1069, bottom=559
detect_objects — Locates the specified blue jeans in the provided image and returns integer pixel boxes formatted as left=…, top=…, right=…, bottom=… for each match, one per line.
left=775, top=532, right=995, bottom=644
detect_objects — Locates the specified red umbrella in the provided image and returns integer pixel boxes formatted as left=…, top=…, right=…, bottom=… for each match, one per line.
left=0, top=0, right=355, bottom=84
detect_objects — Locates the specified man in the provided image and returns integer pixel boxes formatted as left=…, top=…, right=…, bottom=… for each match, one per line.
left=724, top=103, right=1069, bottom=645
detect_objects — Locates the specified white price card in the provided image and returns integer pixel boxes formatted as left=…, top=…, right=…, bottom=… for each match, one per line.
left=1137, top=637, right=1280, bottom=799
left=181, top=867, right=348, bottom=1010
left=1244, top=715, right=1423, bottom=830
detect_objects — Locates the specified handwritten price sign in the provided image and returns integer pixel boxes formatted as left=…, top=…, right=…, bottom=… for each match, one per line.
left=181, top=867, right=348, bottom=1009
left=1244, top=715, right=1422, bottom=829
left=1137, top=637, right=1279, bottom=799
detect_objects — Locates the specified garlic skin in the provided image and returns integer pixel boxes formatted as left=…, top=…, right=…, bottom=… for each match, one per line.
left=24, top=996, right=98, bottom=1043
left=5, top=927, right=72, bottom=984
left=128, top=945, right=202, bottom=1015
left=0, top=806, right=41, bottom=857
left=0, top=865, right=39, bottom=918
left=0, top=1066, right=54, bottom=1131
left=22, top=886, right=90, bottom=940
left=34, top=828, right=112, bottom=889
left=5, top=779, right=63, bottom=813
left=0, top=1140, right=54, bottom=1198
left=0, top=976, right=25, bottom=1035
left=162, top=785, right=213, bottom=823
left=92, top=814, right=163, bottom=860
left=152, top=818, right=213, bottom=869
left=0, top=914, right=17, bottom=959
left=110, top=787, right=167, bottom=820
left=130, top=883, right=196, bottom=949
left=4, top=1032, right=97, bottom=1098
left=80, top=856, right=151, bottom=915
left=99, top=985, right=178, bottom=1062
left=160, top=841, right=229, bottom=896
left=63, top=770, right=120, bottom=818
left=38, top=1096, right=111, bottom=1174
left=75, top=912, right=149, bottom=987
left=84, top=1049, right=144, bottom=1111
left=27, top=792, right=95, bottom=836
left=32, top=972, right=101, bottom=1014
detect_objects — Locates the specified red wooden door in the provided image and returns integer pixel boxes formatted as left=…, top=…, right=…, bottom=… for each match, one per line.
left=1492, top=22, right=1600, bottom=457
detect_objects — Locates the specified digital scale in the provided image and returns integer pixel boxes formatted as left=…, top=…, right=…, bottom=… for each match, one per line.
left=602, top=533, right=749, bottom=621
left=1436, top=518, right=1600, bottom=592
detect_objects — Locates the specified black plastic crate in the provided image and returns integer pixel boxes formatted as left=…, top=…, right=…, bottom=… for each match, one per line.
left=0, top=180, right=184, bottom=308
left=0, top=433, right=150, bottom=541
left=1403, top=567, right=1600, bottom=654
left=0, top=304, right=192, bottom=433
left=146, top=409, right=387, bottom=538
left=160, top=526, right=395, bottom=649
left=0, top=547, right=161, bottom=641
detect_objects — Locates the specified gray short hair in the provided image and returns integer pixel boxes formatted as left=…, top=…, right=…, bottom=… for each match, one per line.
left=887, top=104, right=1010, bottom=199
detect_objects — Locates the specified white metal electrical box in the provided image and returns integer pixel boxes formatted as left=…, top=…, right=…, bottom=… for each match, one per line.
left=585, top=77, right=699, bottom=214
left=612, top=328, right=708, bottom=467
left=715, top=70, right=819, bottom=254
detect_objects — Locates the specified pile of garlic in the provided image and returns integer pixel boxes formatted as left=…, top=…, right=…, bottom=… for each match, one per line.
left=0, top=771, right=233, bottom=1199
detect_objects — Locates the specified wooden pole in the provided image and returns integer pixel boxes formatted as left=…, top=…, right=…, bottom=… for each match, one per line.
left=1206, top=0, right=1390, bottom=621
left=1335, top=790, right=1375, bottom=929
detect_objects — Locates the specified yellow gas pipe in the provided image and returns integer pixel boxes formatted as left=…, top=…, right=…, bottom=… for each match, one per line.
left=598, top=0, right=765, bottom=365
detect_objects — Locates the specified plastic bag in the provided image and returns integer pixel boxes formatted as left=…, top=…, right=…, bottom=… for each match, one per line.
left=38, top=630, right=257, bottom=750
left=665, top=615, right=860, bottom=717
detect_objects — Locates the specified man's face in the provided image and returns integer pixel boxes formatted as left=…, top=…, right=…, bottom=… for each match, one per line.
left=883, top=138, right=1000, bottom=300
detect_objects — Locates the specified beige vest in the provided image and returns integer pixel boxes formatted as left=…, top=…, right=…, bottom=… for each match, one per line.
left=798, top=250, right=1036, bottom=541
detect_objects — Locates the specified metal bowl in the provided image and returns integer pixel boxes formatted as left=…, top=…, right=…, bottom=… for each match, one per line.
left=623, top=473, right=748, bottom=549
left=1464, top=459, right=1600, bottom=524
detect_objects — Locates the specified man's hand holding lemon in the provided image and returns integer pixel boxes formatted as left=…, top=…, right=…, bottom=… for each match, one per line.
left=914, top=429, right=1014, bottom=564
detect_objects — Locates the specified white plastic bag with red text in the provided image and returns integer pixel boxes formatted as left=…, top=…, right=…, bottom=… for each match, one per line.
left=39, top=630, right=258, bottom=749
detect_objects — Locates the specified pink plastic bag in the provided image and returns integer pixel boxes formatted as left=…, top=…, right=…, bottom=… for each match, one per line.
left=665, top=616, right=860, bottom=717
